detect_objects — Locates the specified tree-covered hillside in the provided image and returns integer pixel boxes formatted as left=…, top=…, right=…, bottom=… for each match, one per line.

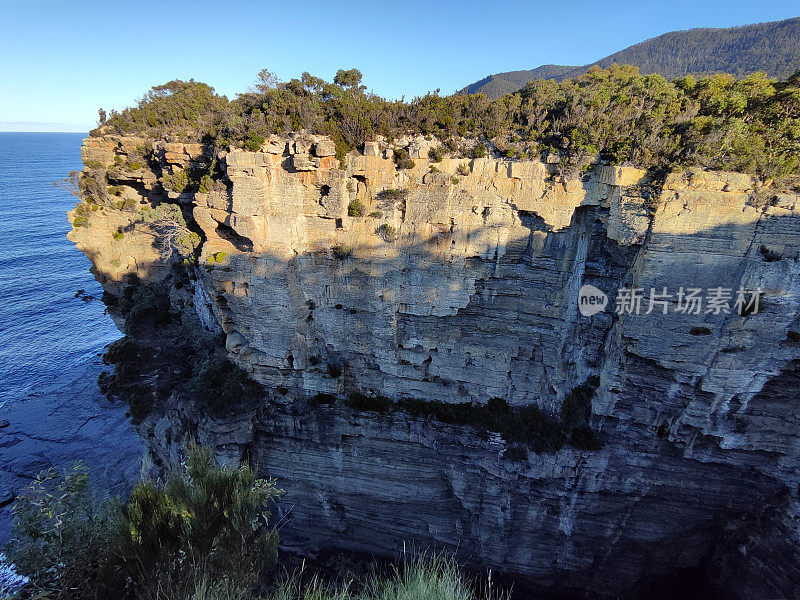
left=99, top=64, right=800, bottom=191
left=462, top=16, right=800, bottom=97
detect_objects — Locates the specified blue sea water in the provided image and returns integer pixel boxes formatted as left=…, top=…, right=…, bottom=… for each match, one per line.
left=0, top=133, right=140, bottom=546
left=0, top=133, right=121, bottom=406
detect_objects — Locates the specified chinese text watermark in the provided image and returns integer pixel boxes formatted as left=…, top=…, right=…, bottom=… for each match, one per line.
left=578, top=285, right=762, bottom=317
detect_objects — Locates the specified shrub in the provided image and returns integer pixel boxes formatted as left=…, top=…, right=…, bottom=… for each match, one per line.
left=502, top=445, right=528, bottom=462
left=345, top=391, right=393, bottom=412
left=332, top=244, right=352, bottom=259
left=97, top=67, right=800, bottom=192
left=451, top=176, right=460, bottom=184
left=487, top=397, right=510, bottom=413
left=377, top=223, right=398, bottom=242
left=9, top=463, right=122, bottom=599
left=393, top=148, right=416, bottom=170
left=428, top=146, right=444, bottom=162
left=347, top=198, right=364, bottom=217
left=378, top=188, right=408, bottom=200
left=456, top=163, right=470, bottom=176
left=118, top=445, right=281, bottom=597
left=112, top=230, right=124, bottom=241
left=183, top=355, right=262, bottom=415
left=309, top=393, right=336, bottom=405
left=368, top=210, right=383, bottom=218
left=72, top=202, right=92, bottom=228
left=206, top=251, right=228, bottom=265
left=163, top=169, right=189, bottom=193
left=469, top=142, right=486, bottom=158
left=560, top=383, right=594, bottom=429
left=127, top=160, right=143, bottom=171
left=244, top=132, right=265, bottom=151
left=569, top=425, right=602, bottom=451
left=115, top=196, right=137, bottom=210
left=10, top=445, right=281, bottom=600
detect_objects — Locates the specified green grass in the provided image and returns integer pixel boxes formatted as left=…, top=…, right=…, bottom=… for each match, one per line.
left=268, top=555, right=507, bottom=600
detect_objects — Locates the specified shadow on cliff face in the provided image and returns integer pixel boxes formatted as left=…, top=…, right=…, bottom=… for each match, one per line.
left=82, top=201, right=800, bottom=600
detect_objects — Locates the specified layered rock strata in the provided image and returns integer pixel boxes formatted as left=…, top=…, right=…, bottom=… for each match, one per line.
left=69, top=133, right=800, bottom=598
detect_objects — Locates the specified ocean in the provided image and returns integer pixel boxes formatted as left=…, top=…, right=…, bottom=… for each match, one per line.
left=0, top=132, right=120, bottom=403
left=0, top=133, right=140, bottom=544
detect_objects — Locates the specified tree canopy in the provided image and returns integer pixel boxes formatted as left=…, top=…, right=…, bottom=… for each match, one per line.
left=98, top=64, right=800, bottom=190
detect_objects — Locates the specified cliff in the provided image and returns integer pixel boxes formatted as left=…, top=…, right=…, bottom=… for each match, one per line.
left=69, top=133, right=800, bottom=598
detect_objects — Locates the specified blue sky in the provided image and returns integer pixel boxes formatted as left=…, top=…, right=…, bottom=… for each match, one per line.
left=1, top=0, right=798, bottom=131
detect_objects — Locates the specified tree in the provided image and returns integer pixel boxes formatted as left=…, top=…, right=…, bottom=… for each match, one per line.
left=253, top=68, right=280, bottom=93
left=334, top=68, right=363, bottom=89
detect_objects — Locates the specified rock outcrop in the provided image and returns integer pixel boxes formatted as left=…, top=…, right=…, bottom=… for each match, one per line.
left=69, top=133, right=800, bottom=599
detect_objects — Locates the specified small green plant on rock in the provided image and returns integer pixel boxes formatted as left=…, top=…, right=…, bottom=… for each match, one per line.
left=377, top=223, right=398, bottom=242
left=205, top=251, right=228, bottom=265
left=347, top=198, right=364, bottom=217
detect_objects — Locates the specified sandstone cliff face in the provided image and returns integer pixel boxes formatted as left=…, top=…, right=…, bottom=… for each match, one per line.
left=70, top=134, right=800, bottom=598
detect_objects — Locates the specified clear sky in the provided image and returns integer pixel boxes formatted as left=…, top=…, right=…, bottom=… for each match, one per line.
left=1, top=0, right=798, bottom=132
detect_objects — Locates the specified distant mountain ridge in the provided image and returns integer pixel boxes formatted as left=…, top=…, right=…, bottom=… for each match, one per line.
left=460, top=16, right=800, bottom=97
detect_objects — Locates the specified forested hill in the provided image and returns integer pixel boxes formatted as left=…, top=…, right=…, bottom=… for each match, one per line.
left=461, top=16, right=800, bottom=97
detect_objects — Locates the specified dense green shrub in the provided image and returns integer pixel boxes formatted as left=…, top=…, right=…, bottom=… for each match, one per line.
left=244, top=132, right=265, bottom=151
left=9, top=463, right=122, bottom=599
left=162, top=169, right=189, bottom=193
left=8, top=446, right=281, bottom=600
left=378, top=188, right=408, bottom=200
left=120, top=445, right=281, bottom=596
left=347, top=198, right=364, bottom=217
left=469, top=142, right=486, bottom=158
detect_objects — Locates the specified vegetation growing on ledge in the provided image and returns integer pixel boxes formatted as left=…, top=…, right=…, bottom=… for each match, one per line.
left=97, top=65, right=800, bottom=189
left=321, top=380, right=602, bottom=455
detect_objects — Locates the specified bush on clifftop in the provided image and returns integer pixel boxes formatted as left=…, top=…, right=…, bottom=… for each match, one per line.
left=98, top=65, right=800, bottom=190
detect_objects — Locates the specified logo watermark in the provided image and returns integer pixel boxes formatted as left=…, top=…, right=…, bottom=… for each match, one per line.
left=578, top=285, right=608, bottom=317
left=578, top=286, right=763, bottom=317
